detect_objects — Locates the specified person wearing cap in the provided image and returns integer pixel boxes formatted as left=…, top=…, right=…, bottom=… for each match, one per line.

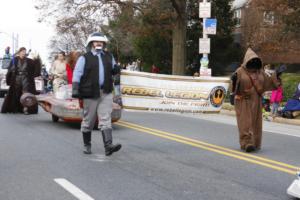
left=230, top=48, right=281, bottom=152
left=1, top=47, right=38, bottom=114
left=72, top=32, right=122, bottom=156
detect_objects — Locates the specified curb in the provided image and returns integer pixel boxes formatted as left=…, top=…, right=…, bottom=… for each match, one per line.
left=220, top=107, right=300, bottom=126
left=271, top=117, right=300, bottom=126
left=220, top=109, right=236, bottom=117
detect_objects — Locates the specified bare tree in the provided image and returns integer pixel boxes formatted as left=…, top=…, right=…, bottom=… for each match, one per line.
left=241, top=0, right=300, bottom=63
left=36, top=0, right=191, bottom=74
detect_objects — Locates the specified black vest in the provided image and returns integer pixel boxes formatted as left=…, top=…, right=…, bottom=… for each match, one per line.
left=79, top=51, right=113, bottom=98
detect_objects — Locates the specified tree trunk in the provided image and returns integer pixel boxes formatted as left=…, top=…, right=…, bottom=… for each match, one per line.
left=172, top=2, right=187, bottom=75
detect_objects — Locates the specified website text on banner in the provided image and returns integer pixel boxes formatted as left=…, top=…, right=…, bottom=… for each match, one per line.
left=120, top=71, right=230, bottom=113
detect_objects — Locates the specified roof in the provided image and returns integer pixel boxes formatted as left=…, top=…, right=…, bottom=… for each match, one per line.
left=232, top=0, right=249, bottom=9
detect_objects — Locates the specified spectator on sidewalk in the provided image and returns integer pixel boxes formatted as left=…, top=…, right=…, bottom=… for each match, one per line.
left=270, top=66, right=285, bottom=118
left=281, top=83, right=300, bottom=119
left=262, top=64, right=275, bottom=112
left=151, top=64, right=159, bottom=73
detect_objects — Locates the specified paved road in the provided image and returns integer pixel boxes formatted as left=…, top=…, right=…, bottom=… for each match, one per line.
left=0, top=103, right=299, bottom=200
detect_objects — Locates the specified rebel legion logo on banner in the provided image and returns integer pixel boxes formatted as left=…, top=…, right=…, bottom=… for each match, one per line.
left=120, top=71, right=229, bottom=113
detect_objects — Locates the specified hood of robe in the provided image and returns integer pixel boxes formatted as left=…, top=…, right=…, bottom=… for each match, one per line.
left=242, top=48, right=262, bottom=70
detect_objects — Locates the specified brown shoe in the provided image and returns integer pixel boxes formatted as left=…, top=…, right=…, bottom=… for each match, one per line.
left=245, top=144, right=256, bottom=153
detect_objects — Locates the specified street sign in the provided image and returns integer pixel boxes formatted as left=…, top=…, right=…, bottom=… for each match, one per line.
left=204, top=19, right=217, bottom=35
left=200, top=55, right=209, bottom=68
left=199, top=38, right=210, bottom=54
left=199, top=2, right=211, bottom=18
left=200, top=68, right=212, bottom=77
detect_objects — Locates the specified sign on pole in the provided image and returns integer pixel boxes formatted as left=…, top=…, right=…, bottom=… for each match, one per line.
left=199, top=38, right=210, bottom=54
left=199, top=2, right=211, bottom=18
left=204, top=19, right=217, bottom=35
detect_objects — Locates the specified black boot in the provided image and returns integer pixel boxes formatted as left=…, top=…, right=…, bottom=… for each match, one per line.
left=102, top=129, right=121, bottom=156
left=82, top=132, right=92, bottom=154
left=245, top=144, right=256, bottom=153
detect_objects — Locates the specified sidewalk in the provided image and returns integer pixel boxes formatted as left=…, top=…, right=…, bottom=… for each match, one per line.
left=171, top=108, right=300, bottom=138
left=221, top=103, right=300, bottom=126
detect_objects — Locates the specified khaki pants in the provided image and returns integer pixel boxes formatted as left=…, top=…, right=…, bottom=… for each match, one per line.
left=81, top=91, right=113, bottom=132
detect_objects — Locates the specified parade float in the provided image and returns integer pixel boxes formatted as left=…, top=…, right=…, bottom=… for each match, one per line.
left=36, top=84, right=122, bottom=123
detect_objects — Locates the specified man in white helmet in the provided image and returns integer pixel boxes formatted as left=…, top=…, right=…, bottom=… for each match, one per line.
left=72, top=32, right=122, bottom=155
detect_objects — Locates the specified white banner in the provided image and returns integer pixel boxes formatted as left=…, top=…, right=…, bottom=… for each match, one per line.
left=120, top=71, right=230, bottom=113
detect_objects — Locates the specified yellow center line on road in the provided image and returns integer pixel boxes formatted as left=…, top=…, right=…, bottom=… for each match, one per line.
left=116, top=120, right=299, bottom=175
left=118, top=120, right=298, bottom=170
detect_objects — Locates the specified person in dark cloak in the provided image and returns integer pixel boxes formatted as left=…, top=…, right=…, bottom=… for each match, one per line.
left=1, top=47, right=38, bottom=114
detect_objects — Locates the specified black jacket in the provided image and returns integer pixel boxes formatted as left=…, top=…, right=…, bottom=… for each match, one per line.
left=79, top=51, right=116, bottom=98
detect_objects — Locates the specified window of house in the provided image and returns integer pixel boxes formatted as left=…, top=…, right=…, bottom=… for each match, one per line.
left=234, top=9, right=242, bottom=27
left=263, top=11, right=275, bottom=25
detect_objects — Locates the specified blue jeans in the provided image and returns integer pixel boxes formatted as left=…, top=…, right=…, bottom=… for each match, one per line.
left=271, top=102, right=279, bottom=116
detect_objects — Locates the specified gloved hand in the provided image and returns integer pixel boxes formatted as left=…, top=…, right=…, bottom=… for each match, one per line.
left=72, top=82, right=80, bottom=98
left=112, top=64, right=121, bottom=75
left=230, top=93, right=235, bottom=106
left=230, top=72, right=237, bottom=106
left=113, top=95, right=123, bottom=107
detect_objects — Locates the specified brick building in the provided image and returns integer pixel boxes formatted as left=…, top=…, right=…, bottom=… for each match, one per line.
left=231, top=0, right=300, bottom=64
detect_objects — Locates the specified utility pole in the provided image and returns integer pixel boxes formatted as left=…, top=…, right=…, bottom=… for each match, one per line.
left=12, top=33, right=19, bottom=54
left=199, top=0, right=212, bottom=76
left=15, top=33, right=19, bottom=50
left=201, top=0, right=208, bottom=66
left=12, top=33, right=15, bottom=55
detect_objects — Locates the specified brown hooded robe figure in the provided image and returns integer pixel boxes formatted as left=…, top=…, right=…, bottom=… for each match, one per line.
left=231, top=48, right=280, bottom=152
left=1, top=53, right=38, bottom=114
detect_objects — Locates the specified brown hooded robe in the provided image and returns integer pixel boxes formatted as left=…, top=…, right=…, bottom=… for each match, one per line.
left=233, top=48, right=280, bottom=150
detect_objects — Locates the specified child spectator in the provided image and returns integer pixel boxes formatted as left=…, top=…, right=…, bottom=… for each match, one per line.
left=270, top=65, right=286, bottom=117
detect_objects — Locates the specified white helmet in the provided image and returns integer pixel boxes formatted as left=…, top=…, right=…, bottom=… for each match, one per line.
left=86, top=32, right=109, bottom=47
